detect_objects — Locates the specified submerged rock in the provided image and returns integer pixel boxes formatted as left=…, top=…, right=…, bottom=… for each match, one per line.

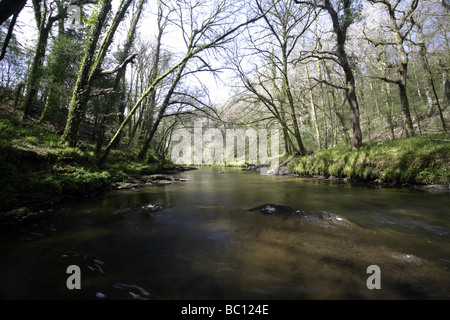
left=113, top=182, right=140, bottom=190
left=114, top=203, right=166, bottom=217
left=147, top=175, right=189, bottom=186
left=242, top=163, right=269, bottom=173
left=145, top=174, right=175, bottom=181
left=112, top=175, right=190, bottom=190
left=249, top=204, right=353, bottom=228
left=242, top=163, right=293, bottom=175
left=392, top=253, right=425, bottom=265
left=0, top=206, right=39, bottom=225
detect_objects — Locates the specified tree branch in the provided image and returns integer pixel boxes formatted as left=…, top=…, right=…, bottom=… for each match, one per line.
left=310, top=77, right=348, bottom=91
left=368, top=75, right=401, bottom=85
left=100, top=52, right=138, bottom=76
left=0, top=1, right=23, bottom=61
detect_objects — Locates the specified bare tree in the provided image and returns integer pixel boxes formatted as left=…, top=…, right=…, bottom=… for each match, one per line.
left=99, top=0, right=276, bottom=164
left=229, top=0, right=318, bottom=155
left=295, top=0, right=363, bottom=149
left=365, top=0, right=419, bottom=136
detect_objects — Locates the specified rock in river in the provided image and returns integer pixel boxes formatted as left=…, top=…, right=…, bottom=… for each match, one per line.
left=249, top=204, right=353, bottom=228
left=114, top=203, right=166, bottom=217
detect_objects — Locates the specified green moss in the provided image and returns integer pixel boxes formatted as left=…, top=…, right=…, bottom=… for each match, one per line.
left=0, top=112, right=180, bottom=213
left=288, top=134, right=450, bottom=185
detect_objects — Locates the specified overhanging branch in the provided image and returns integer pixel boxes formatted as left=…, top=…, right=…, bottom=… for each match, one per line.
left=99, top=52, right=138, bottom=76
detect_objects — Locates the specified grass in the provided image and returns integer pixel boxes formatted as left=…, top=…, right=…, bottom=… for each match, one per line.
left=288, top=133, right=450, bottom=185
left=0, top=114, right=179, bottom=213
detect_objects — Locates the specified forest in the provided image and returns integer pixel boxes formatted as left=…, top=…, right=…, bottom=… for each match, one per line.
left=1, top=0, right=450, bottom=303
left=0, top=0, right=449, bottom=212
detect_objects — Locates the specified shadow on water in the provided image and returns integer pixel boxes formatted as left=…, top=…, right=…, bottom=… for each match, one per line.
left=0, top=166, right=449, bottom=299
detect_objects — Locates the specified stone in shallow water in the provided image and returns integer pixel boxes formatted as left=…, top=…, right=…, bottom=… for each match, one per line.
left=392, top=253, right=425, bottom=265
left=113, top=182, right=140, bottom=190
left=113, top=203, right=166, bottom=217
left=249, top=203, right=353, bottom=228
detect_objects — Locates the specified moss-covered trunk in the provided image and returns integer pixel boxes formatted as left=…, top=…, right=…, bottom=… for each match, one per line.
left=61, top=0, right=113, bottom=147
left=21, top=24, right=51, bottom=119
left=61, top=0, right=133, bottom=147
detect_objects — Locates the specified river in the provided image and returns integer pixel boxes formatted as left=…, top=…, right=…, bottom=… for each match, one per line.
left=0, top=167, right=449, bottom=299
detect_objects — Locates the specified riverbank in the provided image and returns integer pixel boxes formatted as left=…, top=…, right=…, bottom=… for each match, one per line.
left=1, top=105, right=449, bottom=217
left=286, top=134, right=450, bottom=188
left=0, top=110, right=187, bottom=216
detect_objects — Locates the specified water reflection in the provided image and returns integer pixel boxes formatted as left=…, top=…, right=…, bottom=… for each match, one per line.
left=0, top=167, right=449, bottom=299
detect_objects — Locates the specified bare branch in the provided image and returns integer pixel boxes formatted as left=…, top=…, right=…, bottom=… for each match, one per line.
left=100, top=52, right=138, bottom=76
left=368, top=75, right=401, bottom=85
left=310, top=77, right=348, bottom=91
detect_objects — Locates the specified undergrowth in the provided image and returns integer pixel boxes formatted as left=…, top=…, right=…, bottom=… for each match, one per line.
left=288, top=133, right=450, bottom=185
left=0, top=115, right=178, bottom=213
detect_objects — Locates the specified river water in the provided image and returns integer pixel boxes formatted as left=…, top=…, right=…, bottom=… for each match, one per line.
left=0, top=167, right=449, bottom=299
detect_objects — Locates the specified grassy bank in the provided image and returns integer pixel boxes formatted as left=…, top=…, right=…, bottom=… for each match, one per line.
left=0, top=112, right=179, bottom=214
left=287, top=133, right=450, bottom=186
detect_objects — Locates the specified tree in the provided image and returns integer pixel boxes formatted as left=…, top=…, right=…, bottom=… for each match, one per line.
left=365, top=0, right=419, bottom=137
left=295, top=0, right=363, bottom=150
left=21, top=0, right=96, bottom=119
left=96, top=0, right=147, bottom=150
left=61, top=0, right=134, bottom=147
left=22, top=0, right=65, bottom=119
left=39, top=34, right=83, bottom=124
left=409, top=3, right=447, bottom=131
left=99, top=0, right=276, bottom=165
left=136, top=0, right=170, bottom=159
left=0, top=0, right=26, bottom=61
left=258, top=0, right=316, bottom=155
left=0, top=0, right=27, bottom=27
left=229, top=0, right=317, bottom=155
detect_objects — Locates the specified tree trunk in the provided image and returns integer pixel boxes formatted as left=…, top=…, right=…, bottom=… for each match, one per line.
left=136, top=2, right=166, bottom=159
left=305, top=65, right=321, bottom=150
left=384, top=82, right=396, bottom=140
left=0, top=0, right=26, bottom=26
left=324, top=0, right=362, bottom=150
left=414, top=23, right=442, bottom=121
left=21, top=24, right=51, bottom=119
left=443, top=63, right=450, bottom=111
left=397, top=74, right=415, bottom=136
left=0, top=0, right=25, bottom=61
left=61, top=0, right=136, bottom=147
left=390, top=3, right=416, bottom=136
left=281, top=41, right=306, bottom=155
left=139, top=61, right=187, bottom=161
left=106, top=0, right=147, bottom=149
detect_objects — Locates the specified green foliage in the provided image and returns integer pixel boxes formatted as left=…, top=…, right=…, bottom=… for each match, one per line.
left=0, top=110, right=179, bottom=212
left=288, top=134, right=450, bottom=185
left=45, top=35, right=83, bottom=84
left=43, top=167, right=111, bottom=195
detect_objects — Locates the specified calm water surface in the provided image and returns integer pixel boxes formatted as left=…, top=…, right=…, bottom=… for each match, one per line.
left=0, top=167, right=449, bottom=299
